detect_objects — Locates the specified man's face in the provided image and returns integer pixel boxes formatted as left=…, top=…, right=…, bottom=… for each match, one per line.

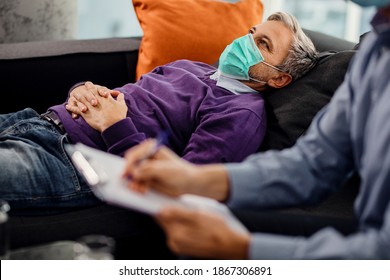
left=248, top=20, right=293, bottom=81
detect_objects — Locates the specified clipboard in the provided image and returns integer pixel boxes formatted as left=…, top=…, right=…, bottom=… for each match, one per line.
left=65, top=143, right=248, bottom=233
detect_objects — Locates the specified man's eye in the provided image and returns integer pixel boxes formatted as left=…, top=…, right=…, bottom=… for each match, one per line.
left=258, top=39, right=269, bottom=50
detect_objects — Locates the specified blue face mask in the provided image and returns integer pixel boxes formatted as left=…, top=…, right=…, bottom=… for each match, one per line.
left=351, top=0, right=390, bottom=7
left=218, top=34, right=282, bottom=82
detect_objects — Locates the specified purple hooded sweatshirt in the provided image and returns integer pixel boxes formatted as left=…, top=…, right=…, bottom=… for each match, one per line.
left=50, top=60, right=266, bottom=164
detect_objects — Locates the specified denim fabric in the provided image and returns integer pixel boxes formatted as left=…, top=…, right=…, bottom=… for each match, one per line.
left=0, top=108, right=100, bottom=215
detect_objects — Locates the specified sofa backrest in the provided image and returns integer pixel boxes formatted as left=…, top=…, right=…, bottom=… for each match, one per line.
left=0, top=37, right=141, bottom=114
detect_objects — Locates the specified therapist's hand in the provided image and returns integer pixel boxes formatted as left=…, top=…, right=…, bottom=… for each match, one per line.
left=123, top=140, right=231, bottom=201
left=156, top=206, right=250, bottom=259
left=122, top=139, right=198, bottom=196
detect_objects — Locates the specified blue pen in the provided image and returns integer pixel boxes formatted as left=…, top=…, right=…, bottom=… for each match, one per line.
left=139, top=130, right=169, bottom=163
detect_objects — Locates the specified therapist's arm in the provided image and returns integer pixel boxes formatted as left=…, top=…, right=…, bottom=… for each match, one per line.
left=123, top=139, right=231, bottom=201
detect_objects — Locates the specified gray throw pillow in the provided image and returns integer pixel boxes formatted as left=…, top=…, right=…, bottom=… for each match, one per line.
left=259, top=50, right=356, bottom=151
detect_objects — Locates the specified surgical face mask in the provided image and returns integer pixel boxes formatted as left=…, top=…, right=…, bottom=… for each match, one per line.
left=350, top=0, right=390, bottom=7
left=218, top=34, right=282, bottom=83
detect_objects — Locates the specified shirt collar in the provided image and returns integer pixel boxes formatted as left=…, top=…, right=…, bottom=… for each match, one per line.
left=209, top=70, right=259, bottom=95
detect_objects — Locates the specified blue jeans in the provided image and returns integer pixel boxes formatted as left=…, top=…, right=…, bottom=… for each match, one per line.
left=0, top=108, right=100, bottom=215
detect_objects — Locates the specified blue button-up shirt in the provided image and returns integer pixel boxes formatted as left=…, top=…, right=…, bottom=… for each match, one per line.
left=225, top=11, right=390, bottom=259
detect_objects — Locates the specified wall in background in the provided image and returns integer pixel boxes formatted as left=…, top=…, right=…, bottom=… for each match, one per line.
left=77, top=0, right=141, bottom=39
left=0, top=0, right=77, bottom=43
left=0, top=0, right=375, bottom=43
left=262, top=0, right=375, bottom=43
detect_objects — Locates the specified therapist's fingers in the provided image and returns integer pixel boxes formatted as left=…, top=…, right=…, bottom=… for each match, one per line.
left=122, top=139, right=157, bottom=174
left=123, top=139, right=179, bottom=175
left=128, top=180, right=148, bottom=193
left=157, top=207, right=194, bottom=223
left=156, top=207, right=195, bottom=234
left=156, top=207, right=250, bottom=259
left=122, top=139, right=161, bottom=193
left=156, top=207, right=221, bottom=256
left=129, top=156, right=195, bottom=197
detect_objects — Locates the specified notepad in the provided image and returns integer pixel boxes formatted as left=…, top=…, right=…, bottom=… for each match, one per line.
left=65, top=143, right=248, bottom=234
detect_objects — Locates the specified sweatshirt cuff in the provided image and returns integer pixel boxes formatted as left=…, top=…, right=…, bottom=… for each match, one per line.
left=101, top=118, right=137, bottom=146
left=101, top=118, right=146, bottom=155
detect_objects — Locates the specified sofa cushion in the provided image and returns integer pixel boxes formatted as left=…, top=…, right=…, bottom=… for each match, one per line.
left=132, top=0, right=264, bottom=80
left=259, top=50, right=356, bottom=151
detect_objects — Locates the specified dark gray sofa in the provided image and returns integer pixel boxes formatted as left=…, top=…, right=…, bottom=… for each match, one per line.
left=0, top=30, right=359, bottom=259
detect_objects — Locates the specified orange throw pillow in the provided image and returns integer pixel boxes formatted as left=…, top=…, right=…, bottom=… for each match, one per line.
left=133, top=0, right=264, bottom=80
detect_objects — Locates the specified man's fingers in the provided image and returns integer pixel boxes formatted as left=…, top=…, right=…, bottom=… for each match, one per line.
left=66, top=96, right=87, bottom=116
left=82, top=81, right=98, bottom=106
left=84, top=81, right=95, bottom=89
left=69, top=85, right=97, bottom=107
left=97, top=86, right=110, bottom=97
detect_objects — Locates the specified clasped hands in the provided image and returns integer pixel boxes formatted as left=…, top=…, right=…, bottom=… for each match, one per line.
left=66, top=81, right=127, bottom=132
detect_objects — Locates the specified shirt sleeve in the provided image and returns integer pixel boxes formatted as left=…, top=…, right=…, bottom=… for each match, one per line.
left=181, top=108, right=266, bottom=164
left=250, top=204, right=390, bottom=259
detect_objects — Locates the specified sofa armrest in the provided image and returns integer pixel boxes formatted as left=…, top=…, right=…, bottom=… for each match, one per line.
left=0, top=37, right=141, bottom=114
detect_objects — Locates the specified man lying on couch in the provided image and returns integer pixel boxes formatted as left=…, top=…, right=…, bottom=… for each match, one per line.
left=0, top=12, right=317, bottom=215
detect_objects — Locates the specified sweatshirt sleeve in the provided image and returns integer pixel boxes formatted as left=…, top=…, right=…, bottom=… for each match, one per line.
left=181, top=108, right=266, bottom=164
left=101, top=117, right=147, bottom=156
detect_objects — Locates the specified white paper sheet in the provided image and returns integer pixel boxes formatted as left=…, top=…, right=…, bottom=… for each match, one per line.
left=65, top=143, right=248, bottom=234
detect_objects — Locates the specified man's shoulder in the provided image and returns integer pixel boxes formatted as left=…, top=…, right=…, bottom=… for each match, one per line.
left=217, top=93, right=266, bottom=117
left=166, top=59, right=216, bottom=71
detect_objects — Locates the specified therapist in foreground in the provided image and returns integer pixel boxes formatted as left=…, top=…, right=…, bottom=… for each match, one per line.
left=122, top=0, right=390, bottom=259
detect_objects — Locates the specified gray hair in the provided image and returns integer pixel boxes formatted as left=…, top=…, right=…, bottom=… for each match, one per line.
left=267, top=12, right=318, bottom=81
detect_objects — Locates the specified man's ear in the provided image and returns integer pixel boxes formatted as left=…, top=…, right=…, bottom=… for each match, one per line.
left=268, top=73, right=293, bottom=88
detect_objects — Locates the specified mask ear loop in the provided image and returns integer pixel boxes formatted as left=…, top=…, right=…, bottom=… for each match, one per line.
left=250, top=62, right=288, bottom=84
left=262, top=61, right=285, bottom=73
left=249, top=77, right=267, bottom=84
